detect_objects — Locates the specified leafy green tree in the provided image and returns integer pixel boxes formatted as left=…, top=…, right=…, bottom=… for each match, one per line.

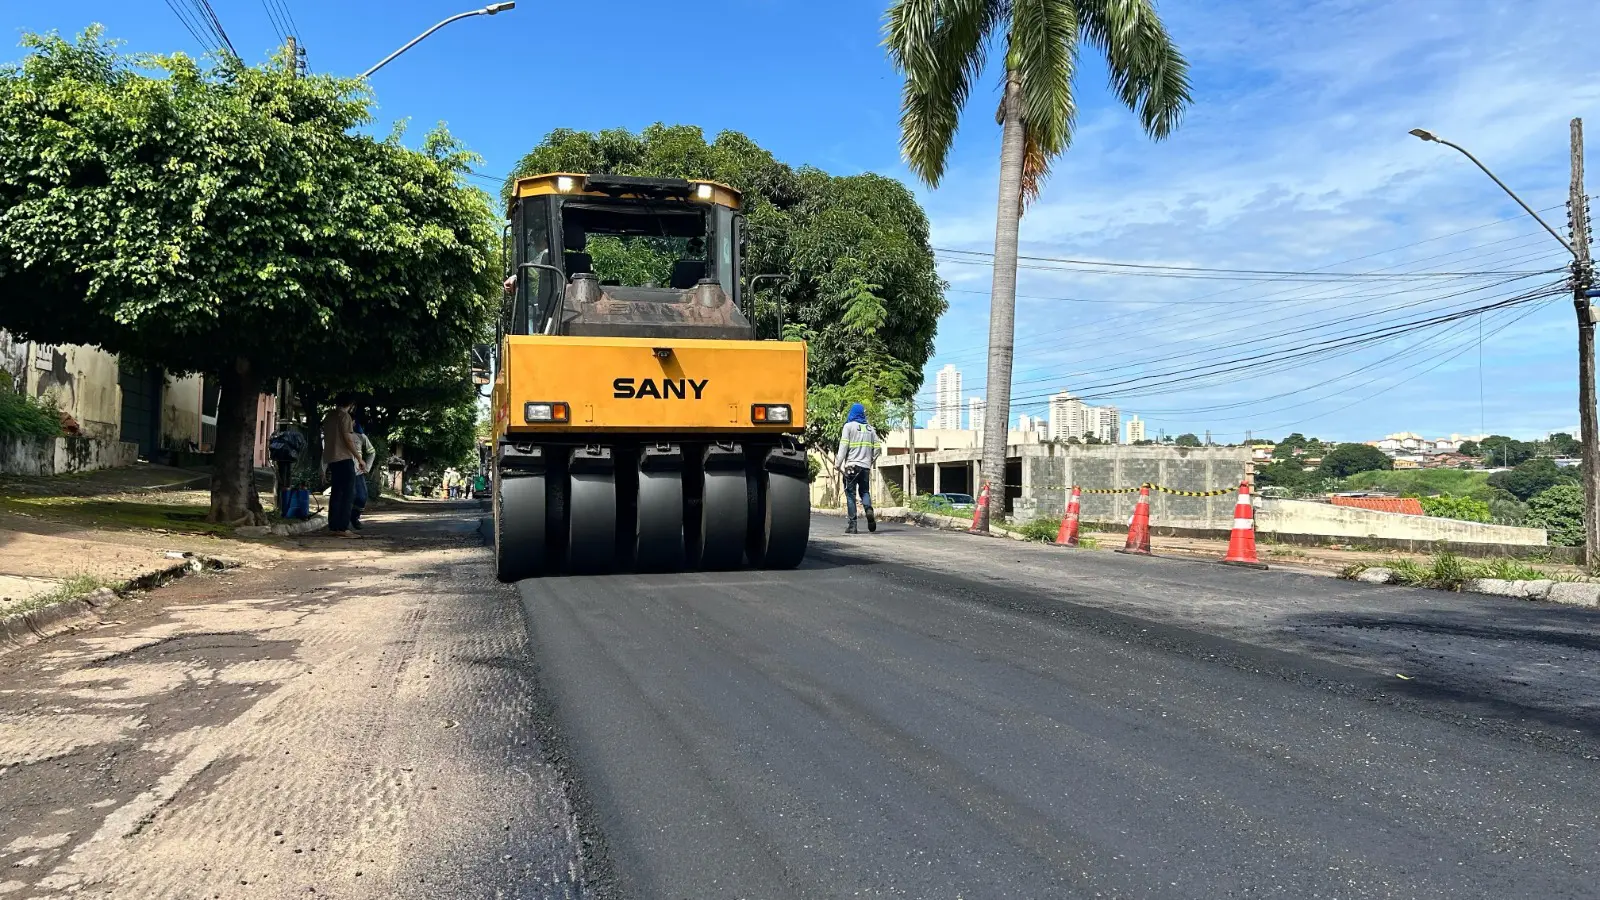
left=1479, top=435, right=1533, bottom=467
left=1316, top=444, right=1392, bottom=478
left=1273, top=433, right=1311, bottom=459
left=1488, top=457, right=1576, bottom=502
left=885, top=0, right=1190, bottom=530
left=1174, top=433, right=1201, bottom=447
left=1528, top=483, right=1585, bottom=547
left=1549, top=432, right=1583, bottom=457
left=1418, top=494, right=1492, bottom=523
left=0, top=30, right=496, bottom=523
left=1457, top=440, right=1481, bottom=457
left=1255, top=459, right=1315, bottom=493
left=505, top=125, right=945, bottom=390
left=392, top=398, right=479, bottom=481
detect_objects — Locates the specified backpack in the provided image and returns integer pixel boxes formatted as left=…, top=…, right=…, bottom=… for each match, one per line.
left=269, top=429, right=307, bottom=462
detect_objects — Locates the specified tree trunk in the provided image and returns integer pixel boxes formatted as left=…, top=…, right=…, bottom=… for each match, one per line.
left=208, top=356, right=267, bottom=526
left=976, top=69, right=1027, bottom=532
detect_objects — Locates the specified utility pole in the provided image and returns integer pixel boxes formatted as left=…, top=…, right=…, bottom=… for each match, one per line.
left=905, top=398, right=915, bottom=501
left=1569, top=118, right=1598, bottom=568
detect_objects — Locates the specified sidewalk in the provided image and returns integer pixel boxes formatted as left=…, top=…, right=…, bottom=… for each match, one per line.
left=0, top=465, right=284, bottom=637
left=0, top=503, right=585, bottom=897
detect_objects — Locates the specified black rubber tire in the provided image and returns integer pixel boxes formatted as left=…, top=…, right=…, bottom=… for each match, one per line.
left=757, top=469, right=809, bottom=569
left=697, top=468, right=747, bottom=570
left=568, top=472, right=617, bottom=574
left=495, top=469, right=545, bottom=582
left=635, top=467, right=685, bottom=572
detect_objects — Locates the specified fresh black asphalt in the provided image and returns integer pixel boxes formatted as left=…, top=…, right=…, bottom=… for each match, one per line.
left=516, top=516, right=1600, bottom=899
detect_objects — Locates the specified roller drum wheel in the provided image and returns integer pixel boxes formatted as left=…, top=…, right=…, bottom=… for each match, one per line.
left=695, top=445, right=748, bottom=571
left=568, top=448, right=617, bottom=574
left=758, top=469, right=809, bottom=569
left=635, top=447, right=685, bottom=572
left=494, top=469, right=545, bottom=582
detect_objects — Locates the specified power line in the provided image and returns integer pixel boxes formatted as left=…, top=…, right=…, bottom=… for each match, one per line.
left=192, top=0, right=238, bottom=57
left=275, top=0, right=302, bottom=38
left=163, top=0, right=220, bottom=54
left=1010, top=282, right=1565, bottom=406
left=931, top=275, right=1563, bottom=410
left=927, top=245, right=1564, bottom=393
left=259, top=0, right=288, bottom=43
left=927, top=226, right=1568, bottom=372
left=935, top=247, right=1553, bottom=280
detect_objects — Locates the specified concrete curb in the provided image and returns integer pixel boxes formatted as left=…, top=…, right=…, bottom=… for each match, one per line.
left=811, top=505, right=1033, bottom=540
left=1344, top=569, right=1600, bottom=610
left=0, top=554, right=243, bottom=655
left=236, top=514, right=329, bottom=539
left=1463, top=577, right=1600, bottom=608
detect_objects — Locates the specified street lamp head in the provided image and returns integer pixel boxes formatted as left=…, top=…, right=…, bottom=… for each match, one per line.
left=484, top=1, right=515, bottom=12
left=1409, top=128, right=1440, bottom=143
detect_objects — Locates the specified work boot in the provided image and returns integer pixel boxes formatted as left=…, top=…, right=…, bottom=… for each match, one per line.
left=865, top=505, right=877, bottom=532
left=845, top=520, right=859, bottom=534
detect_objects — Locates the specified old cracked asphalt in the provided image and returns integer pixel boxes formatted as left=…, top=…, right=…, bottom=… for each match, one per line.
left=5, top=505, right=1600, bottom=898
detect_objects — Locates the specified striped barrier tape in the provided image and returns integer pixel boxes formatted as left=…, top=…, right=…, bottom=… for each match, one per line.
left=1045, top=483, right=1241, bottom=497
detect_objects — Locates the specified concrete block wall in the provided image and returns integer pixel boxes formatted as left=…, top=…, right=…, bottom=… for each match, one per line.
left=1019, top=445, right=1251, bottom=527
left=1256, top=498, right=1547, bottom=547
left=1, top=435, right=139, bottom=476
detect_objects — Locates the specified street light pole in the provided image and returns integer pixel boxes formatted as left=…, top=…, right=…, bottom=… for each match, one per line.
left=1411, top=124, right=1597, bottom=566
left=360, top=2, right=516, bottom=79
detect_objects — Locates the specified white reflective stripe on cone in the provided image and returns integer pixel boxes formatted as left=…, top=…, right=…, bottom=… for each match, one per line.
left=1233, top=518, right=1254, bottom=530
left=1237, top=494, right=1253, bottom=507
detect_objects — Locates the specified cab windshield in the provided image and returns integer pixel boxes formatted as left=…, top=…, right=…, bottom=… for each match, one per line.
left=558, top=200, right=736, bottom=294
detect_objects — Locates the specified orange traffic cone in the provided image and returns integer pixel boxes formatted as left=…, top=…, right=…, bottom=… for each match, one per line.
left=1117, top=485, right=1152, bottom=556
left=1056, top=486, right=1082, bottom=546
left=1221, top=481, right=1268, bottom=569
left=969, top=482, right=991, bottom=533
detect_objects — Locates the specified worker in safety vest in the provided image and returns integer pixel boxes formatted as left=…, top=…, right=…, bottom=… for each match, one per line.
left=834, top=402, right=879, bottom=534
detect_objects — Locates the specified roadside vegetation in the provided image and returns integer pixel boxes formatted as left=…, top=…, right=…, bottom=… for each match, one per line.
left=0, top=29, right=498, bottom=523
left=0, top=375, right=61, bottom=441
left=0, top=492, right=234, bottom=537
left=2, top=573, right=109, bottom=620
left=1339, top=553, right=1581, bottom=591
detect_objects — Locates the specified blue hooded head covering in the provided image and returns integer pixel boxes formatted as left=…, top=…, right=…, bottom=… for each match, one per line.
left=846, top=402, right=867, bottom=425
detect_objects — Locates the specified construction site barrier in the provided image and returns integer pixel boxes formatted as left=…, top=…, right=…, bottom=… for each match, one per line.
left=1053, top=483, right=1239, bottom=497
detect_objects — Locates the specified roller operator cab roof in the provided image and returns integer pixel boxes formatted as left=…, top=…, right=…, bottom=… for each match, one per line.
left=509, top=173, right=742, bottom=212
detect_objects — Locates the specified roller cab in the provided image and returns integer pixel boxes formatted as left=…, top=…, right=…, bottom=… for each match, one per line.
left=491, top=173, right=810, bottom=579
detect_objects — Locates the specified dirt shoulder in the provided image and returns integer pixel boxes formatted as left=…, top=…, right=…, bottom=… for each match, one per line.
left=0, top=503, right=587, bottom=899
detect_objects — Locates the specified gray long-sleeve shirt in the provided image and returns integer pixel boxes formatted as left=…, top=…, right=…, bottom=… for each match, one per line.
left=835, top=420, right=879, bottom=471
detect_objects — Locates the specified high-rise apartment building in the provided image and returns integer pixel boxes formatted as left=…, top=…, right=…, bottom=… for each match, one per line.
left=1126, top=415, right=1146, bottom=443
left=934, top=364, right=962, bottom=430
left=1048, top=391, right=1090, bottom=442
left=968, top=397, right=984, bottom=435
left=1095, top=406, right=1121, bottom=444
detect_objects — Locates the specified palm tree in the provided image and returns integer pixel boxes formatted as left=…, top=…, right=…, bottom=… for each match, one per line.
left=886, top=0, right=1190, bottom=529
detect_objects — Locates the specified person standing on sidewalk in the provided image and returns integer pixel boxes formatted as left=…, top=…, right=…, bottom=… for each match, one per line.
left=834, top=402, right=879, bottom=534
left=350, top=422, right=378, bottom=531
left=321, top=394, right=364, bottom=538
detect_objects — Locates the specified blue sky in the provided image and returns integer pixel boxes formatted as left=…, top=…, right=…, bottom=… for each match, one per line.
left=6, top=0, right=1600, bottom=443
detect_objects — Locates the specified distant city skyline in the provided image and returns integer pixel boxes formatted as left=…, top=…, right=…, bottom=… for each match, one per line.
left=934, top=364, right=962, bottom=431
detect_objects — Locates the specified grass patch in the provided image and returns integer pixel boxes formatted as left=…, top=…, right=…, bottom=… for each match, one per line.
left=1015, top=516, right=1062, bottom=543
left=2, top=573, right=110, bottom=620
left=1342, top=552, right=1571, bottom=590
left=1076, top=534, right=1100, bottom=550
left=1340, top=469, right=1493, bottom=500
left=0, top=495, right=234, bottom=535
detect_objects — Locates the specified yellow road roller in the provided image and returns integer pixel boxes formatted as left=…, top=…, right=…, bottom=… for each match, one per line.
left=490, top=173, right=809, bottom=579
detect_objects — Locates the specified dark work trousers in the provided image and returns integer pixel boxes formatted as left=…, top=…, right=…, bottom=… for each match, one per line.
left=843, top=466, right=873, bottom=525
left=328, top=459, right=357, bottom=532
left=351, top=469, right=369, bottom=527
